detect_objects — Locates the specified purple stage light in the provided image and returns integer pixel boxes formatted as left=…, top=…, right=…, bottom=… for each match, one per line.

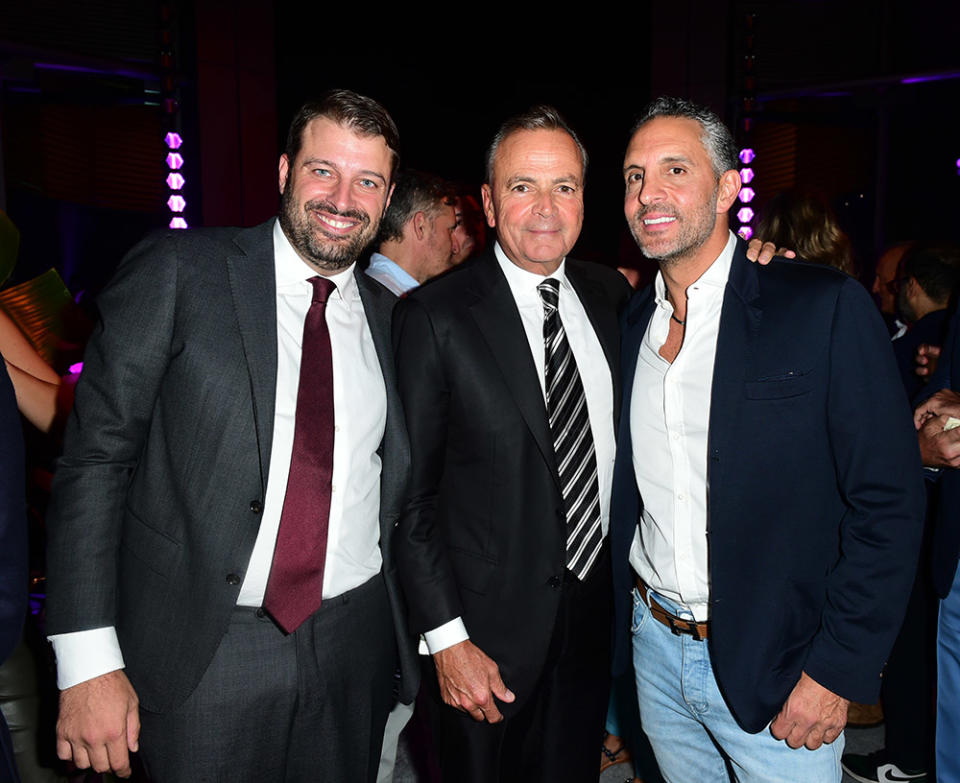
left=68, top=362, right=83, bottom=374
left=166, top=172, right=185, bottom=190
left=167, top=195, right=186, bottom=212
left=165, top=132, right=183, bottom=149
left=170, top=217, right=189, bottom=229
left=737, top=226, right=754, bottom=240
left=740, top=167, right=754, bottom=184
left=737, top=207, right=755, bottom=223
left=166, top=152, right=184, bottom=170
left=739, top=187, right=755, bottom=203
left=738, top=148, right=755, bottom=164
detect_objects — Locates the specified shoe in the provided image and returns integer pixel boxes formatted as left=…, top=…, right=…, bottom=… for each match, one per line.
left=842, top=750, right=927, bottom=783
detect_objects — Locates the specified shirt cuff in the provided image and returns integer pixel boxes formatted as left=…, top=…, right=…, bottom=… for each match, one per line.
left=422, top=617, right=469, bottom=655
left=48, top=627, right=125, bottom=690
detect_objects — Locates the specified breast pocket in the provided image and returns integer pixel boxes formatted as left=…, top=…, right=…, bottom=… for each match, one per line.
left=744, top=371, right=814, bottom=400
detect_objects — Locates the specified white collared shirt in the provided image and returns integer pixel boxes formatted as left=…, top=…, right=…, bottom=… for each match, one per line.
left=628, top=231, right=737, bottom=622
left=423, top=241, right=616, bottom=654
left=365, top=252, right=419, bottom=296
left=50, top=221, right=386, bottom=689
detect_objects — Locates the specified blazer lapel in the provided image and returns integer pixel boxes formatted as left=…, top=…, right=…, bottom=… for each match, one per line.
left=567, top=266, right=622, bottom=415
left=355, top=270, right=409, bottom=522
left=227, top=220, right=279, bottom=494
left=708, top=240, right=761, bottom=527
left=467, top=254, right=560, bottom=486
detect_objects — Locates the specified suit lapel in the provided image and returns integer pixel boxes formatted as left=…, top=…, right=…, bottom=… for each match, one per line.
left=467, top=254, right=560, bottom=486
left=227, top=221, right=278, bottom=493
left=567, top=264, right=622, bottom=414
left=356, top=271, right=409, bottom=522
left=708, top=240, right=761, bottom=526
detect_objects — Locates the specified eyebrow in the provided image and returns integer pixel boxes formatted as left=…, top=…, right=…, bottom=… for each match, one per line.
left=301, top=158, right=387, bottom=185
left=504, top=174, right=581, bottom=186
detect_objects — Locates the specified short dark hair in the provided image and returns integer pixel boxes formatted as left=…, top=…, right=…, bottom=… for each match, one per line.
left=632, top=96, right=738, bottom=178
left=903, top=242, right=960, bottom=305
left=376, top=169, right=455, bottom=245
left=484, top=105, right=588, bottom=185
left=284, top=89, right=400, bottom=179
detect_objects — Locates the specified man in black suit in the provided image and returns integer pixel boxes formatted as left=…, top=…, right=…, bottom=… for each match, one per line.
left=45, top=90, right=416, bottom=782
left=610, top=97, right=924, bottom=782
left=393, top=106, right=631, bottom=781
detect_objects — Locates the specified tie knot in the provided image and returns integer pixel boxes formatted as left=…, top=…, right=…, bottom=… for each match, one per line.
left=537, top=278, right=560, bottom=313
left=308, top=276, right=337, bottom=304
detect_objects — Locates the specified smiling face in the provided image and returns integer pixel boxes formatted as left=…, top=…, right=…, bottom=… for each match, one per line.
left=278, top=116, right=394, bottom=273
left=623, top=116, right=739, bottom=268
left=481, top=128, right=584, bottom=276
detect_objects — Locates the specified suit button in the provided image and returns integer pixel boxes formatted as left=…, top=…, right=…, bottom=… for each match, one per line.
left=547, top=575, right=561, bottom=588
left=226, top=573, right=241, bottom=585
left=250, top=500, right=263, bottom=514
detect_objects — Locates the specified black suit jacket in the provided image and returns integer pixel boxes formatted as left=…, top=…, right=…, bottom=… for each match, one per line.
left=46, top=219, right=417, bottom=711
left=0, top=362, right=25, bottom=783
left=611, top=241, right=926, bottom=732
left=392, top=249, right=630, bottom=711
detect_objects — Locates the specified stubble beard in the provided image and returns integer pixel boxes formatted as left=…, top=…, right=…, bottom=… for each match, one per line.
left=629, top=189, right=719, bottom=268
left=279, top=187, right=378, bottom=273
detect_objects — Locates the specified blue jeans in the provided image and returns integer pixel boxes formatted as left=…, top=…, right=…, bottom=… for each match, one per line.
left=938, top=565, right=960, bottom=783
left=631, top=588, right=843, bottom=783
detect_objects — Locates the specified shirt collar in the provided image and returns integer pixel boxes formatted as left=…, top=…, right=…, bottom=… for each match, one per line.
left=493, top=240, right=572, bottom=304
left=368, top=252, right=419, bottom=292
left=273, top=219, right=359, bottom=304
left=653, top=230, right=737, bottom=308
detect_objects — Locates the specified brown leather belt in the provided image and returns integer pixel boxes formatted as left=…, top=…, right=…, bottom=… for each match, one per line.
left=635, top=575, right=710, bottom=640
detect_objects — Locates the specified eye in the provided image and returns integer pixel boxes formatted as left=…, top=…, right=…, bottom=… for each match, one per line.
left=626, top=171, right=643, bottom=185
left=511, top=184, right=530, bottom=193
left=556, top=184, right=576, bottom=194
left=358, top=178, right=379, bottom=190
left=312, top=167, right=332, bottom=177
left=668, top=166, right=686, bottom=175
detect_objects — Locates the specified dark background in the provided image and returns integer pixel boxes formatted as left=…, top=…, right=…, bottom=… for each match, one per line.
left=1, top=0, right=958, bottom=295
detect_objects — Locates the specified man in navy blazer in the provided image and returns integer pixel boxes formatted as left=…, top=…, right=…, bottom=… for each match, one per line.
left=610, top=97, right=925, bottom=782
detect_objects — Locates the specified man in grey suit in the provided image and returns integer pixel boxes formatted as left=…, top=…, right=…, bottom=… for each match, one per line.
left=45, top=90, right=416, bottom=782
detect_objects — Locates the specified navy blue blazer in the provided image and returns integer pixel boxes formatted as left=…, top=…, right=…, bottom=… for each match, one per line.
left=611, top=240, right=926, bottom=733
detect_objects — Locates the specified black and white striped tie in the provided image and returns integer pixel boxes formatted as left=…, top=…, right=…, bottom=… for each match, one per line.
left=538, top=278, right=603, bottom=581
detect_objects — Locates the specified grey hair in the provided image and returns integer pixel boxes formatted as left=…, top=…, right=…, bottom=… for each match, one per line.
left=484, top=105, right=588, bottom=185
left=632, top=97, right=738, bottom=178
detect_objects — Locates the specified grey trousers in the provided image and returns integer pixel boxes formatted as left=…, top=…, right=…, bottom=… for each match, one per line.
left=139, top=574, right=396, bottom=783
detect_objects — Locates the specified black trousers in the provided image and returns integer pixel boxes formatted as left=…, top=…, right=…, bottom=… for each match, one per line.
left=138, top=574, right=396, bottom=783
left=423, top=548, right=612, bottom=783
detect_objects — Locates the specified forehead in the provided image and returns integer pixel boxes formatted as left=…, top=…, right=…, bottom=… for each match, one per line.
left=492, top=128, right=583, bottom=183
left=625, top=116, right=709, bottom=165
left=296, top=116, right=392, bottom=172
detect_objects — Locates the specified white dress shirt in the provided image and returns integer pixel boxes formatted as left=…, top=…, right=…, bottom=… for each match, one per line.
left=50, top=220, right=386, bottom=689
left=628, top=231, right=736, bottom=622
left=423, top=242, right=616, bottom=654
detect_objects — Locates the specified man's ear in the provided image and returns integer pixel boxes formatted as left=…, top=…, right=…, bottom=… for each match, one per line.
left=480, top=184, right=497, bottom=229
left=716, top=169, right=741, bottom=214
left=278, top=154, right=290, bottom=195
left=412, top=211, right=428, bottom=240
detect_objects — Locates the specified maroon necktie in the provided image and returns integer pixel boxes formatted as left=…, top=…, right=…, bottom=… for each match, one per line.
left=263, top=276, right=336, bottom=633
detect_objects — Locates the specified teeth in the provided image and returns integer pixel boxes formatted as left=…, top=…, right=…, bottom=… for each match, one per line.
left=316, top=214, right=355, bottom=229
left=644, top=217, right=676, bottom=225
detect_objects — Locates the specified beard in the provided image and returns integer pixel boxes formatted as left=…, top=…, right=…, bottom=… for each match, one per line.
left=628, top=189, right=719, bottom=266
left=279, top=187, right=378, bottom=272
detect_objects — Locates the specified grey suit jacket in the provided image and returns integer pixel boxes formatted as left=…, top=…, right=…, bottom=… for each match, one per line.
left=46, top=219, right=417, bottom=711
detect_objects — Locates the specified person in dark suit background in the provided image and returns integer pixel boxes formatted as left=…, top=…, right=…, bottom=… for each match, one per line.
left=0, top=361, right=26, bottom=783
left=610, top=97, right=925, bottom=782
left=392, top=106, right=632, bottom=782
left=44, top=90, right=416, bottom=782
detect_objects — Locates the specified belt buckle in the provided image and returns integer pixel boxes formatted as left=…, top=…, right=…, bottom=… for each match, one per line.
left=666, top=613, right=703, bottom=641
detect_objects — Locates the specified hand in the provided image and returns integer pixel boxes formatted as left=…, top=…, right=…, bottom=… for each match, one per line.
left=915, top=343, right=941, bottom=379
left=769, top=672, right=848, bottom=750
left=745, top=239, right=796, bottom=265
left=56, top=670, right=140, bottom=777
left=914, top=388, right=960, bottom=429
left=432, top=639, right=515, bottom=723
left=917, top=414, right=960, bottom=468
